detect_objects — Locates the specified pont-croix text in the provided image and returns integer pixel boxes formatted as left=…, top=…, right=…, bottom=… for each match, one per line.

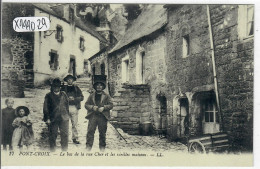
left=13, top=17, right=50, bottom=32
left=9, top=151, right=164, bottom=157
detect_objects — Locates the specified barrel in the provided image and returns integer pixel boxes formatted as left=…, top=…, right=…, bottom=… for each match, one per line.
left=139, top=121, right=152, bottom=136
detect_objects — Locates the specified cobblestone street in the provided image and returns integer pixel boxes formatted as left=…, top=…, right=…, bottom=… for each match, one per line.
left=1, top=87, right=188, bottom=153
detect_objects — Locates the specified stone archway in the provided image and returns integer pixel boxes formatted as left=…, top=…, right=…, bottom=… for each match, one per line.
left=172, top=94, right=190, bottom=138
left=154, top=93, right=168, bottom=137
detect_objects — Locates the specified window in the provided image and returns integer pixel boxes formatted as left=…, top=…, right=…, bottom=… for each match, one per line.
left=238, top=5, right=254, bottom=39
left=182, top=35, right=190, bottom=58
left=49, top=50, right=59, bottom=70
left=122, top=55, right=130, bottom=83
left=56, top=25, right=63, bottom=42
left=203, top=98, right=218, bottom=123
left=79, top=37, right=85, bottom=51
left=136, top=50, right=145, bottom=84
left=246, top=5, right=254, bottom=36
left=69, top=7, right=75, bottom=22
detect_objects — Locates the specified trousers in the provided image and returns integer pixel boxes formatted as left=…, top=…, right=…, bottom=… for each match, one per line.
left=49, top=119, right=69, bottom=151
left=69, top=105, right=79, bottom=140
left=86, top=114, right=107, bottom=149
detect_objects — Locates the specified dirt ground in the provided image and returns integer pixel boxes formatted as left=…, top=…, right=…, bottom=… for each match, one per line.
left=1, top=87, right=187, bottom=153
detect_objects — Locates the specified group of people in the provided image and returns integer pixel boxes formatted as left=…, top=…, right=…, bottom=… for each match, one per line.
left=2, top=74, right=113, bottom=152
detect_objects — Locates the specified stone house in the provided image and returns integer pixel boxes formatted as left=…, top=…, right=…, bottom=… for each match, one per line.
left=107, top=5, right=168, bottom=135
left=165, top=4, right=253, bottom=151
left=2, top=3, right=107, bottom=95
left=106, top=4, right=253, bottom=151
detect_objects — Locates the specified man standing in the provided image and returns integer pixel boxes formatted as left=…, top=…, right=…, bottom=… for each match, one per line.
left=85, top=75, right=113, bottom=151
left=43, top=78, right=69, bottom=151
left=62, top=74, right=84, bottom=144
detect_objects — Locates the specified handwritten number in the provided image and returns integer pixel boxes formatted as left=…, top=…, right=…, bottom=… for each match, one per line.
left=42, top=18, right=47, bottom=28
left=14, top=17, right=49, bottom=32
left=37, top=19, right=43, bottom=29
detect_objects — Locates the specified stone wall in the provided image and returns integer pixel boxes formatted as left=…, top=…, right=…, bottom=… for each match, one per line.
left=210, top=5, right=254, bottom=151
left=2, top=37, right=33, bottom=97
left=166, top=5, right=253, bottom=151
left=111, top=84, right=150, bottom=134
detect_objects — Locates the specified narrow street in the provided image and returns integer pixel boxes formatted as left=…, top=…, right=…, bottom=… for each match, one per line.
left=1, top=86, right=187, bottom=153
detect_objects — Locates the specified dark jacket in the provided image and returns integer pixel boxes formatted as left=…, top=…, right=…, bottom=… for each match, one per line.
left=62, top=85, right=84, bottom=109
left=1, top=107, right=16, bottom=144
left=43, top=91, right=70, bottom=122
left=85, top=91, right=113, bottom=120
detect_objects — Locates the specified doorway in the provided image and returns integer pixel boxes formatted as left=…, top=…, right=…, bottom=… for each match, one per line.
left=24, top=51, right=34, bottom=88
left=156, top=95, right=167, bottom=137
left=101, top=63, right=105, bottom=75
left=69, top=56, right=76, bottom=77
left=179, top=98, right=189, bottom=137
left=201, top=95, right=220, bottom=134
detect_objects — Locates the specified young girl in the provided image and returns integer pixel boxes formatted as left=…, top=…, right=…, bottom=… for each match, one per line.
left=12, top=106, right=34, bottom=150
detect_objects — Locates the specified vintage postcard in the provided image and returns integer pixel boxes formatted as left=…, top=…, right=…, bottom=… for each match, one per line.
left=1, top=0, right=255, bottom=167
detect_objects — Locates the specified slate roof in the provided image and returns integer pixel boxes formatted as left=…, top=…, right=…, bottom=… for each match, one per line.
left=109, top=4, right=167, bottom=54
left=33, top=4, right=107, bottom=43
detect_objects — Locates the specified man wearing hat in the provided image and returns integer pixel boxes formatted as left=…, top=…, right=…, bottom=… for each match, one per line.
left=43, top=78, right=70, bottom=151
left=85, top=75, right=113, bottom=151
left=62, top=74, right=84, bottom=144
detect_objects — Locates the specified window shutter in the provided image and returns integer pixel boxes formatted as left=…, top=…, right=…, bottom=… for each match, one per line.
left=55, top=61, right=59, bottom=70
left=55, top=31, right=58, bottom=40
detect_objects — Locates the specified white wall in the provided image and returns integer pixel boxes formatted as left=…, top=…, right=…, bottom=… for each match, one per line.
left=33, top=8, right=100, bottom=86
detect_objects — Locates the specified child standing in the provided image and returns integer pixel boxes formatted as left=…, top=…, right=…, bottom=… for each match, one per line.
left=1, top=99, right=16, bottom=150
left=12, top=106, right=34, bottom=150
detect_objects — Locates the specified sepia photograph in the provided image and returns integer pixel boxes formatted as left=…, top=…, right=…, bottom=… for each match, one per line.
left=1, top=0, right=256, bottom=167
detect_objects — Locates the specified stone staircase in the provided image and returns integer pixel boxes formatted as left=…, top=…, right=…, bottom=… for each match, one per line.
left=76, top=77, right=92, bottom=91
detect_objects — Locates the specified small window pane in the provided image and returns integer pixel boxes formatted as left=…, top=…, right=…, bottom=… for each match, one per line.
left=205, top=112, right=209, bottom=122
left=182, top=36, right=189, bottom=58
left=210, top=112, right=214, bottom=122
left=247, top=6, right=254, bottom=36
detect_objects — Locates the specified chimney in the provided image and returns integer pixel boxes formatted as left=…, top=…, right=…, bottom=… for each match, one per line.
left=50, top=4, right=65, bottom=17
left=51, top=4, right=76, bottom=22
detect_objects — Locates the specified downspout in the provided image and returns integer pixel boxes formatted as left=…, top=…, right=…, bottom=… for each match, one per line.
left=107, top=53, right=112, bottom=97
left=206, top=5, right=224, bottom=132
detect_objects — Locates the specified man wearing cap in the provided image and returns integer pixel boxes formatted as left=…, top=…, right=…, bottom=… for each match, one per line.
left=62, top=74, right=84, bottom=144
left=43, top=78, right=70, bottom=151
left=85, top=75, right=113, bottom=151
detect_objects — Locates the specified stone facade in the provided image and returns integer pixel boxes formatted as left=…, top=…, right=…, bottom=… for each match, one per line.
left=106, top=4, right=253, bottom=151
left=108, top=29, right=168, bottom=135
left=210, top=5, right=253, bottom=151
left=166, top=5, right=253, bottom=151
